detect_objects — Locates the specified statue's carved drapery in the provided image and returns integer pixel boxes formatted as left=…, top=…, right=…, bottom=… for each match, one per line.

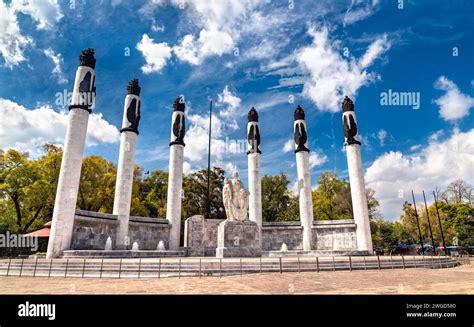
left=223, top=172, right=249, bottom=221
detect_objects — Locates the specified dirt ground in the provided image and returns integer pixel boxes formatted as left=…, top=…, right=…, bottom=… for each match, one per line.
left=0, top=263, right=472, bottom=295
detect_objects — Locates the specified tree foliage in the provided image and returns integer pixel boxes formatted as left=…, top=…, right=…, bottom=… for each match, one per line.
left=1, top=144, right=471, bottom=250
left=182, top=167, right=226, bottom=220
left=261, top=173, right=296, bottom=221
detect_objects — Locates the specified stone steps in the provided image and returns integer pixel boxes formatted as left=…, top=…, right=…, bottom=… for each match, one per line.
left=62, top=250, right=186, bottom=258
left=0, top=256, right=467, bottom=278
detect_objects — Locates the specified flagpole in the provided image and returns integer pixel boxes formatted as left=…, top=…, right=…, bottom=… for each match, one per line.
left=206, top=100, right=212, bottom=218
left=422, top=190, right=437, bottom=255
left=433, top=190, right=446, bottom=255
left=411, top=190, right=425, bottom=255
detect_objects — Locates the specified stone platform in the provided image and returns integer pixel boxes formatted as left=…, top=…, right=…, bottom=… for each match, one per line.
left=216, top=220, right=261, bottom=258
left=263, top=250, right=371, bottom=257
left=62, top=250, right=186, bottom=258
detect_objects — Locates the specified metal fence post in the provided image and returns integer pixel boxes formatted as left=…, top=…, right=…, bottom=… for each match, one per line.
left=220, top=258, right=222, bottom=278
left=390, top=255, right=394, bottom=269
left=363, top=256, right=367, bottom=271
left=82, top=259, right=86, bottom=278
left=199, top=258, right=202, bottom=279
left=118, top=259, right=122, bottom=279
left=48, top=259, right=53, bottom=278
left=297, top=256, right=300, bottom=273
left=413, top=256, right=417, bottom=268
left=19, top=259, right=24, bottom=277
left=401, top=255, right=405, bottom=269
left=6, top=258, right=11, bottom=277
left=138, top=259, right=142, bottom=279
left=377, top=256, right=381, bottom=270
left=279, top=257, right=282, bottom=274
left=178, top=258, right=181, bottom=279
left=64, top=259, right=69, bottom=278
left=99, top=258, right=104, bottom=279
left=349, top=256, right=352, bottom=272
left=332, top=256, right=336, bottom=271
left=240, top=258, right=243, bottom=276
left=316, top=257, right=319, bottom=272
left=158, top=258, right=161, bottom=279
left=33, top=257, right=38, bottom=277
left=259, top=257, right=262, bottom=274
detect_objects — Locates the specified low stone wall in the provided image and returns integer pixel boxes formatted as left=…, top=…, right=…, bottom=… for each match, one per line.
left=313, top=219, right=357, bottom=251
left=184, top=216, right=358, bottom=255
left=184, top=215, right=223, bottom=256
left=262, top=221, right=302, bottom=250
left=70, top=210, right=170, bottom=251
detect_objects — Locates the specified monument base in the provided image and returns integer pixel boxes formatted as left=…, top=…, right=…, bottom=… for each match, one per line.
left=262, top=250, right=371, bottom=257
left=216, top=220, right=261, bottom=258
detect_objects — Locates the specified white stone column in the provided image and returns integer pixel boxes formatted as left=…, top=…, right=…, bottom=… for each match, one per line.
left=247, top=107, right=262, bottom=230
left=293, top=106, right=314, bottom=251
left=166, top=96, right=186, bottom=250
left=47, top=49, right=96, bottom=258
left=113, top=79, right=141, bottom=249
left=342, top=96, right=373, bottom=253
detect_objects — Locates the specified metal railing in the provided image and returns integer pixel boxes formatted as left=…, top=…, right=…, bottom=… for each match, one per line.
left=0, top=255, right=469, bottom=279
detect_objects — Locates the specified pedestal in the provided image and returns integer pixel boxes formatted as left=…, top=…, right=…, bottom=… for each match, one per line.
left=166, top=144, right=184, bottom=250
left=216, top=220, right=261, bottom=258
left=113, top=131, right=137, bottom=249
left=295, top=151, right=314, bottom=251
left=346, top=144, right=373, bottom=253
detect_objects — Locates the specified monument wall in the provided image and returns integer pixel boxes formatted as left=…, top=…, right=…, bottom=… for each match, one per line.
left=184, top=215, right=222, bottom=256
left=70, top=210, right=170, bottom=250
left=184, top=215, right=357, bottom=255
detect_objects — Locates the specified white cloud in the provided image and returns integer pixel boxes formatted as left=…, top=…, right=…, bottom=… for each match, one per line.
left=358, top=34, right=390, bottom=69
left=283, top=139, right=293, bottom=153
left=377, top=129, right=387, bottom=146
left=184, top=85, right=245, bottom=166
left=183, top=161, right=193, bottom=174
left=343, top=0, right=379, bottom=26
left=217, top=85, right=241, bottom=119
left=0, top=0, right=62, bottom=68
left=309, top=151, right=328, bottom=169
left=136, top=34, right=172, bottom=74
left=0, top=98, right=119, bottom=157
left=410, top=144, right=421, bottom=152
left=184, top=113, right=225, bottom=162
left=429, top=129, right=444, bottom=142
left=365, top=128, right=474, bottom=219
left=297, top=25, right=390, bottom=112
left=43, top=48, right=67, bottom=84
left=0, top=1, right=33, bottom=67
left=433, top=76, right=474, bottom=121
left=12, top=0, right=63, bottom=30
left=170, top=0, right=268, bottom=65
left=173, top=25, right=234, bottom=65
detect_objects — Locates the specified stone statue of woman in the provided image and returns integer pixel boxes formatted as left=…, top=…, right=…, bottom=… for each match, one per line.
left=222, top=171, right=249, bottom=221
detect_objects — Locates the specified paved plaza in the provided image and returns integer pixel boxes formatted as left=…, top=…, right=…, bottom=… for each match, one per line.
left=0, top=261, right=472, bottom=295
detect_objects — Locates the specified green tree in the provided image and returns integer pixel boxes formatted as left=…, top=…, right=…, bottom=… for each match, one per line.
left=182, top=167, right=226, bottom=220
left=438, top=202, right=474, bottom=247
left=129, top=166, right=151, bottom=217
left=77, top=156, right=116, bottom=212
left=136, top=170, right=168, bottom=218
left=261, top=173, right=297, bottom=221
left=0, top=146, right=61, bottom=233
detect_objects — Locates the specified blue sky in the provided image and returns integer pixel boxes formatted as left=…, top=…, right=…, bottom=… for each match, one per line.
left=0, top=0, right=473, bottom=219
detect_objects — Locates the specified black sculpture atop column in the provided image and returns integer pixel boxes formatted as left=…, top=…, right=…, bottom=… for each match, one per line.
left=247, top=107, right=261, bottom=154
left=170, top=96, right=186, bottom=146
left=294, top=105, right=309, bottom=153
left=342, top=96, right=361, bottom=146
